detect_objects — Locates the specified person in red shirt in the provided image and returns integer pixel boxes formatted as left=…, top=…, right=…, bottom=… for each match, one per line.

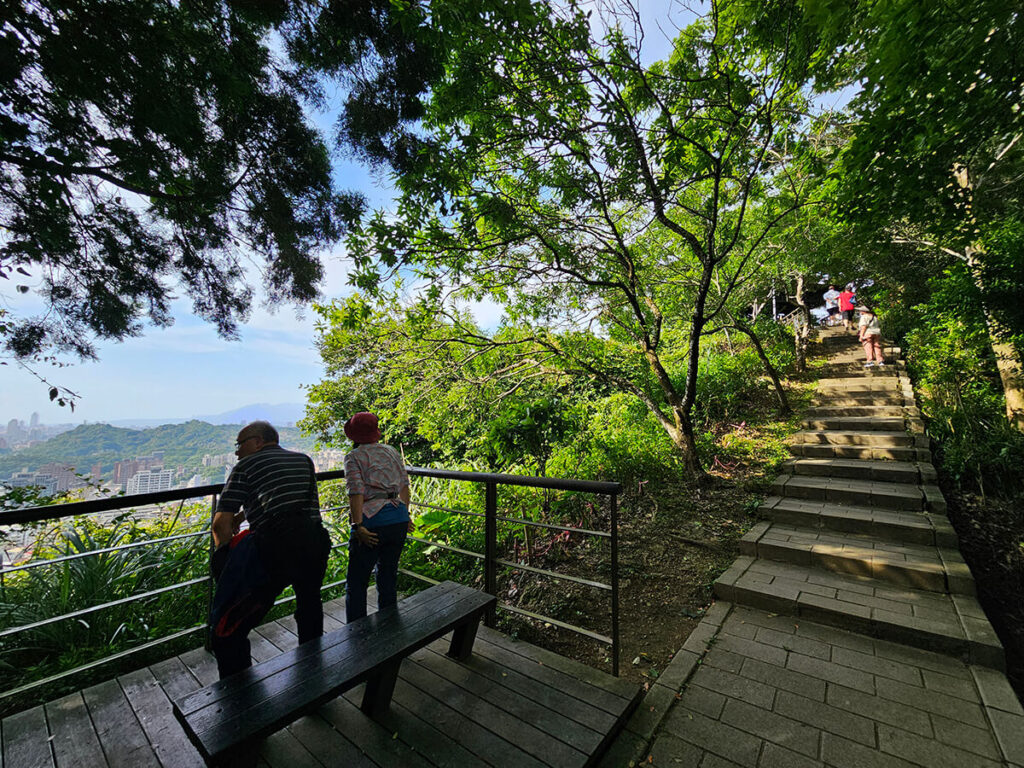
left=839, top=284, right=857, bottom=331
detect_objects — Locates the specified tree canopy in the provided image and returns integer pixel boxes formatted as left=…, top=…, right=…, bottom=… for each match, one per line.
left=0, top=0, right=454, bottom=366
left=334, top=2, right=819, bottom=475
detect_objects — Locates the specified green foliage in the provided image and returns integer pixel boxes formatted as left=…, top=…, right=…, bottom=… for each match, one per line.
left=0, top=506, right=209, bottom=690
left=904, top=270, right=1024, bottom=497
left=0, top=483, right=70, bottom=511
left=545, top=395, right=683, bottom=485
left=339, top=3, right=820, bottom=473
left=692, top=348, right=769, bottom=428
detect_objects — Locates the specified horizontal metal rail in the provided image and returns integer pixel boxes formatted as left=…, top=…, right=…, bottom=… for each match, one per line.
left=396, top=568, right=609, bottom=644
left=2, top=530, right=206, bottom=575
left=0, top=576, right=209, bottom=640
left=494, top=557, right=612, bottom=591
left=0, top=624, right=207, bottom=705
left=3, top=466, right=619, bottom=525
left=499, top=604, right=613, bottom=646
left=406, top=535, right=486, bottom=560
left=494, top=514, right=610, bottom=538
left=411, top=500, right=485, bottom=518
left=1, top=464, right=622, bottom=688
left=411, top=500, right=609, bottom=539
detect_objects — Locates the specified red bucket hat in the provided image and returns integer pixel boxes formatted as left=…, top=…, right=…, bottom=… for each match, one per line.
left=344, top=412, right=382, bottom=444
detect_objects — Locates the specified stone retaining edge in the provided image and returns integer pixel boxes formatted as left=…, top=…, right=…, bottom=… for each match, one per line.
left=595, top=601, right=736, bottom=768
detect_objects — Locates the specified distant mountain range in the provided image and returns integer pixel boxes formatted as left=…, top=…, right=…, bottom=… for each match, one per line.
left=101, top=403, right=306, bottom=429
left=0, top=420, right=316, bottom=478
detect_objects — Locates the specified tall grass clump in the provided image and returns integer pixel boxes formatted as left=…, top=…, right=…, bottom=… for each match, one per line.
left=0, top=507, right=208, bottom=692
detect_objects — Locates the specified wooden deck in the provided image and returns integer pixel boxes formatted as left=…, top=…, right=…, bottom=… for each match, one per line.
left=1, top=593, right=640, bottom=767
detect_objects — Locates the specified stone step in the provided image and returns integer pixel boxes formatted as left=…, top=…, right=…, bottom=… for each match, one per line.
left=817, top=379, right=904, bottom=393
left=812, top=393, right=911, bottom=406
left=806, top=405, right=915, bottom=418
left=788, top=443, right=931, bottom=461
left=713, top=556, right=1003, bottom=669
left=790, top=429, right=915, bottom=447
left=801, top=416, right=907, bottom=431
left=782, top=457, right=934, bottom=484
left=739, top=522, right=973, bottom=595
left=818, top=361, right=907, bottom=377
left=771, top=474, right=929, bottom=510
left=759, top=496, right=957, bottom=547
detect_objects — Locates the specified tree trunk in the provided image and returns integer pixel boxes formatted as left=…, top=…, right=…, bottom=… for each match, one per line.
left=791, top=274, right=811, bottom=373
left=729, top=322, right=791, bottom=414
left=966, top=247, right=1024, bottom=430
left=667, top=407, right=704, bottom=478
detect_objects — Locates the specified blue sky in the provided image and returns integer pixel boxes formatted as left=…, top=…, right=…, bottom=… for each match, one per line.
left=0, top=2, right=713, bottom=426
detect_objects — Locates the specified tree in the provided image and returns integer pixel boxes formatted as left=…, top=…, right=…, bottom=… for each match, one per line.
left=0, top=0, right=457, bottom=384
left=303, top=296, right=587, bottom=474
left=737, top=0, right=1024, bottom=427
left=345, top=2, right=817, bottom=476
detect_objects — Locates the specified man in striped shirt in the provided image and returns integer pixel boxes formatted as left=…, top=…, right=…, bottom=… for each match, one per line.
left=210, top=420, right=331, bottom=678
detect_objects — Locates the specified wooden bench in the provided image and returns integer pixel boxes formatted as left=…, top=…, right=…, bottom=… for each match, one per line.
left=173, top=580, right=496, bottom=765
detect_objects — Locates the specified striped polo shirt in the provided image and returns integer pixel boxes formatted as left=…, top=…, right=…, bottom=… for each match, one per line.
left=217, top=444, right=321, bottom=532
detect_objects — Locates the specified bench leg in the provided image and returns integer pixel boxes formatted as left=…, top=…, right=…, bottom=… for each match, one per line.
left=361, top=660, right=401, bottom=718
left=448, top=614, right=482, bottom=661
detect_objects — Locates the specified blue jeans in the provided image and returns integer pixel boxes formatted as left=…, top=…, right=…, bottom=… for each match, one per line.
left=346, top=521, right=408, bottom=622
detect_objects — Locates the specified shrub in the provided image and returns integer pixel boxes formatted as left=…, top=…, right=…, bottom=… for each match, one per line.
left=903, top=270, right=1024, bottom=498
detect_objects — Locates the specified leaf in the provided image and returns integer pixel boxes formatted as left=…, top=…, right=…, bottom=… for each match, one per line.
left=49, top=387, right=59, bottom=401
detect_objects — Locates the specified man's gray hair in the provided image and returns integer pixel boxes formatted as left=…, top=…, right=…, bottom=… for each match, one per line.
left=246, top=420, right=279, bottom=443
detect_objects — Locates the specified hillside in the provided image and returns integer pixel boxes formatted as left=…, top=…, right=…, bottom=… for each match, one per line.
left=0, top=421, right=316, bottom=478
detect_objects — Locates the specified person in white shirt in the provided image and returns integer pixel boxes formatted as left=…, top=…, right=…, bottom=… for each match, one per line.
left=857, top=304, right=885, bottom=367
left=823, top=284, right=841, bottom=326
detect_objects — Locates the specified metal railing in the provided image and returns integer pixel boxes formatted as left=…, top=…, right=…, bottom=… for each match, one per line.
left=0, top=466, right=621, bottom=707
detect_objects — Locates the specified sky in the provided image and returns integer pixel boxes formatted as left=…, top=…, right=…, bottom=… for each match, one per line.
left=0, top=2, right=716, bottom=427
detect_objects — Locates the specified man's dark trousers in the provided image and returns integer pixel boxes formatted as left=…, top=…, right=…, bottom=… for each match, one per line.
left=212, top=520, right=331, bottom=679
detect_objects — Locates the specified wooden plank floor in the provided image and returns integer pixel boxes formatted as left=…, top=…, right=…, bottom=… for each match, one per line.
left=1, top=592, right=640, bottom=767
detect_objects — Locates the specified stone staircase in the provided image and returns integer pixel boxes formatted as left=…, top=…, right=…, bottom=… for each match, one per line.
left=714, top=328, right=1005, bottom=670
left=600, top=327, right=1023, bottom=768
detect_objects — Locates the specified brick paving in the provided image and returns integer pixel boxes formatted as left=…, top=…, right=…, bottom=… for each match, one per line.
left=599, top=329, right=1024, bottom=767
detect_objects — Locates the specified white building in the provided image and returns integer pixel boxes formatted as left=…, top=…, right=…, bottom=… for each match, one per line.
left=9, top=470, right=58, bottom=495
left=125, top=469, right=174, bottom=495
left=311, top=449, right=346, bottom=472
left=202, top=452, right=235, bottom=468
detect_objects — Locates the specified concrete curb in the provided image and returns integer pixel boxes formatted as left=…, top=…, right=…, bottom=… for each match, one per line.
left=596, top=601, right=735, bottom=767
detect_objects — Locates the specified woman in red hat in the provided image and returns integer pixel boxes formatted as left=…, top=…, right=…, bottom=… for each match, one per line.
left=343, top=412, right=413, bottom=622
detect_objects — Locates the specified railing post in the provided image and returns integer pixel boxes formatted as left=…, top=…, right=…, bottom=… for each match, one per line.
left=204, top=492, right=217, bottom=652
left=484, top=480, right=497, bottom=628
left=610, top=491, right=620, bottom=677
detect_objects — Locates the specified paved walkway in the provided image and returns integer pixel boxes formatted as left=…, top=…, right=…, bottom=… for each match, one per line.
left=601, top=328, right=1024, bottom=767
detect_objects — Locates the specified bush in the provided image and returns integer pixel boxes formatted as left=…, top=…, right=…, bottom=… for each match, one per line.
left=0, top=506, right=209, bottom=691
left=546, top=394, right=683, bottom=485
left=903, top=270, right=1024, bottom=498
left=692, top=346, right=771, bottom=427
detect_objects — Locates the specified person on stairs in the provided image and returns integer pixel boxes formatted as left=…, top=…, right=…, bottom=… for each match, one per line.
left=839, top=283, right=857, bottom=331
left=857, top=303, right=885, bottom=367
left=823, top=284, right=841, bottom=327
